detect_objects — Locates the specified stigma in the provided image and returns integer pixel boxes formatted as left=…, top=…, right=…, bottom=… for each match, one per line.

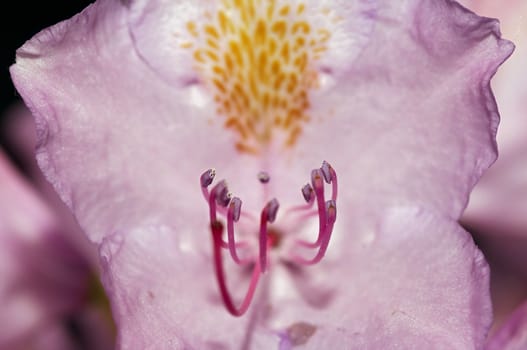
left=200, top=161, right=338, bottom=316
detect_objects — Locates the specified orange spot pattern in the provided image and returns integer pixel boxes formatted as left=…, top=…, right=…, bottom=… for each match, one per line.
left=183, top=1, right=330, bottom=154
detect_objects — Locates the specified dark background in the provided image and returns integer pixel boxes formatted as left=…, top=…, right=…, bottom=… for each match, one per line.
left=0, top=1, right=93, bottom=117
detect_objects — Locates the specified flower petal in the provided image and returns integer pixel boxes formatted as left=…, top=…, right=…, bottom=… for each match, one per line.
left=273, top=206, right=492, bottom=349
left=99, top=225, right=281, bottom=349
left=98, top=206, right=491, bottom=348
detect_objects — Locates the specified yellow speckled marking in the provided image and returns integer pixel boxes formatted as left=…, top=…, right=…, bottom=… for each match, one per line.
left=183, top=1, right=330, bottom=154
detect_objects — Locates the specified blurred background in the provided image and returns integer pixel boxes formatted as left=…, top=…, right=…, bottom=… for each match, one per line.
left=0, top=1, right=93, bottom=119
left=0, top=2, right=115, bottom=349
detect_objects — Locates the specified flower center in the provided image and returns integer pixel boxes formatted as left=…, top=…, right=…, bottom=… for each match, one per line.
left=200, top=161, right=338, bottom=316
left=183, top=0, right=331, bottom=154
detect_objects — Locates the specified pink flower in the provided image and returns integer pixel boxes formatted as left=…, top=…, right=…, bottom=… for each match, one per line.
left=10, top=0, right=513, bottom=348
left=458, top=0, right=527, bottom=348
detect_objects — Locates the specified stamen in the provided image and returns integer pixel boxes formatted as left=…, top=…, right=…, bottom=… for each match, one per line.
left=213, top=180, right=232, bottom=207
left=259, top=198, right=279, bottom=273
left=302, top=183, right=314, bottom=203
left=227, top=197, right=251, bottom=264
left=320, top=161, right=332, bottom=183
left=321, top=161, right=338, bottom=202
left=201, top=169, right=231, bottom=219
left=208, top=180, right=232, bottom=248
left=292, top=199, right=337, bottom=265
left=266, top=198, right=280, bottom=223
left=211, top=220, right=261, bottom=317
left=200, top=168, right=216, bottom=188
left=311, top=168, right=328, bottom=246
left=296, top=161, right=337, bottom=249
left=200, top=168, right=216, bottom=203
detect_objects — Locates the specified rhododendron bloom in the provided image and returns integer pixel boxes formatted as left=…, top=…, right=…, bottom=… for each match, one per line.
left=11, top=0, right=513, bottom=348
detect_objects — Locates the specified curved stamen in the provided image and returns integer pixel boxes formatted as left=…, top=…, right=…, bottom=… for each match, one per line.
left=201, top=169, right=231, bottom=218
left=320, top=161, right=332, bottom=183
left=302, top=183, right=315, bottom=203
left=215, top=180, right=232, bottom=207
left=211, top=221, right=261, bottom=317
left=200, top=168, right=216, bottom=187
left=312, top=168, right=327, bottom=243
left=227, top=197, right=252, bottom=265
left=201, top=169, right=215, bottom=202
left=292, top=200, right=337, bottom=265
left=296, top=168, right=327, bottom=248
left=322, top=161, right=338, bottom=201
left=208, top=180, right=232, bottom=249
left=259, top=198, right=279, bottom=273
left=322, top=161, right=338, bottom=202
left=202, top=170, right=258, bottom=222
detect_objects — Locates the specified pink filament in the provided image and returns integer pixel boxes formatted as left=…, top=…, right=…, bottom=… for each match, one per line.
left=208, top=185, right=229, bottom=249
left=296, top=172, right=327, bottom=248
left=227, top=205, right=252, bottom=265
left=259, top=207, right=270, bottom=273
left=203, top=185, right=229, bottom=217
left=211, top=221, right=261, bottom=317
left=285, top=198, right=316, bottom=217
left=291, top=204, right=336, bottom=265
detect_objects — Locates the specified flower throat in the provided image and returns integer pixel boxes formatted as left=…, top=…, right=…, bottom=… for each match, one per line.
left=182, top=0, right=331, bottom=154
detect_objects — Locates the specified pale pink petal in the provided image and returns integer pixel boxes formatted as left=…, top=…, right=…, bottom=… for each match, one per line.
left=100, top=206, right=491, bottom=348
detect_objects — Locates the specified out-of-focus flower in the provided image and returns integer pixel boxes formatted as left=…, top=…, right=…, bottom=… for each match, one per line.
left=461, top=0, right=527, bottom=237
left=10, top=0, right=512, bottom=348
left=0, top=105, right=115, bottom=350
left=458, top=0, right=527, bottom=348
left=486, top=300, right=527, bottom=350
